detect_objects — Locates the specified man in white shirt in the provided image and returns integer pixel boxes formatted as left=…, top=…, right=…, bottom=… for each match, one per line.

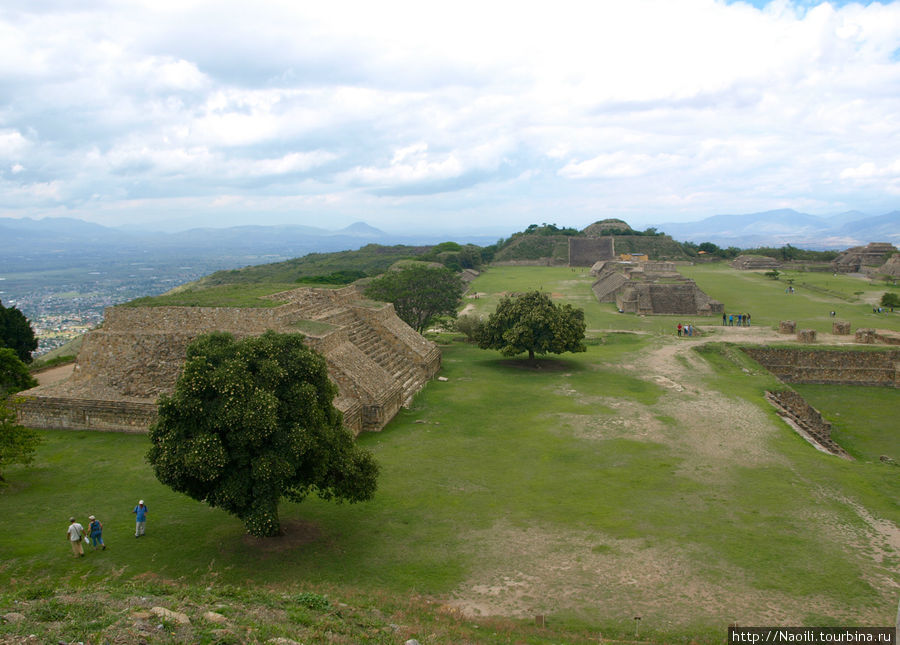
left=66, top=517, right=85, bottom=557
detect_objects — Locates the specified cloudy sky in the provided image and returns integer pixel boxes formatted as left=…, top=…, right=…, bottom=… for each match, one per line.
left=1, top=0, right=899, bottom=234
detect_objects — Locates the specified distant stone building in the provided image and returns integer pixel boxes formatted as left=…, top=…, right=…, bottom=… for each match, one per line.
left=591, top=261, right=723, bottom=315
left=569, top=237, right=615, bottom=267
left=15, top=286, right=440, bottom=435
left=731, top=255, right=780, bottom=270
left=831, top=243, right=897, bottom=274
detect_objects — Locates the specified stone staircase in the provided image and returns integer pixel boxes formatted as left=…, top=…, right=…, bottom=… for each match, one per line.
left=325, top=310, right=424, bottom=404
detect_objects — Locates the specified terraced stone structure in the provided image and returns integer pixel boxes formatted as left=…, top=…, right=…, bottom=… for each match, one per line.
left=731, top=255, right=780, bottom=270
left=831, top=242, right=897, bottom=274
left=742, top=347, right=900, bottom=387
left=590, top=261, right=723, bottom=315
left=15, top=286, right=441, bottom=435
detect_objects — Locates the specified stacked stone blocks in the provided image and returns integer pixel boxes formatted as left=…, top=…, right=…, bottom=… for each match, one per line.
left=742, top=347, right=900, bottom=387
left=15, top=286, right=440, bottom=435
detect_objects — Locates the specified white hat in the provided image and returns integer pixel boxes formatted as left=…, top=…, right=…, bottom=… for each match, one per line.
left=89, top=515, right=95, bottom=520
left=139, top=500, right=144, bottom=504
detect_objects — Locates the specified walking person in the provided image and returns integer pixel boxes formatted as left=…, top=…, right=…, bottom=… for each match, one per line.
left=133, top=499, right=148, bottom=537
left=67, top=517, right=86, bottom=557
left=87, top=515, right=106, bottom=550
left=677, top=323, right=682, bottom=337
left=722, top=312, right=727, bottom=326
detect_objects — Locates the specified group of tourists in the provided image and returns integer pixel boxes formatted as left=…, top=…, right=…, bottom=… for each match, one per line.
left=65, top=499, right=148, bottom=557
left=676, top=323, right=695, bottom=337
left=722, top=312, right=750, bottom=327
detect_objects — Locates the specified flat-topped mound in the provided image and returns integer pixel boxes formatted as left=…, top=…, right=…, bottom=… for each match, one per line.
left=15, top=286, right=440, bottom=434
left=731, top=255, right=780, bottom=270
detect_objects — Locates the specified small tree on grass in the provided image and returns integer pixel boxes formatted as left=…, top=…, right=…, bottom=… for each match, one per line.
left=365, top=264, right=464, bottom=333
left=147, top=331, right=378, bottom=537
left=478, top=291, right=586, bottom=363
left=880, top=292, right=899, bottom=308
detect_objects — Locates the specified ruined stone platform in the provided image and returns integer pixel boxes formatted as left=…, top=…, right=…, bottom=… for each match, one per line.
left=15, top=286, right=440, bottom=435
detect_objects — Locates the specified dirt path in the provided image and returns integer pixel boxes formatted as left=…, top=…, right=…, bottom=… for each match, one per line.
left=446, top=323, right=898, bottom=626
left=34, top=363, right=75, bottom=386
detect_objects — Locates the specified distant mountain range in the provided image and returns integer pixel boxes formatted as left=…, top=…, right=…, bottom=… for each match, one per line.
left=0, top=217, right=497, bottom=272
left=654, top=209, right=899, bottom=249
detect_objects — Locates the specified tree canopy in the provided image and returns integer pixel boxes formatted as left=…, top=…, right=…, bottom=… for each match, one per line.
left=147, top=331, right=379, bottom=537
left=0, top=348, right=40, bottom=482
left=364, top=264, right=464, bottom=333
left=0, top=300, right=38, bottom=363
left=478, top=291, right=586, bottom=362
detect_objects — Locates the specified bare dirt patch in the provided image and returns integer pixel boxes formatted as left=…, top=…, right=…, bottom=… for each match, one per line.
left=446, top=521, right=872, bottom=627
left=240, top=519, right=323, bottom=555
left=34, top=363, right=75, bottom=386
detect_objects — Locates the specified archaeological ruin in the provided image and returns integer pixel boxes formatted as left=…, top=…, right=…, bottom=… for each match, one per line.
left=590, top=260, right=723, bottom=316
left=731, top=255, right=780, bottom=271
left=15, top=286, right=441, bottom=435
left=831, top=242, right=897, bottom=274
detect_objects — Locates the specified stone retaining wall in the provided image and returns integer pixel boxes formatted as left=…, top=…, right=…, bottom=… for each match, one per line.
left=569, top=237, right=614, bottom=267
left=765, top=390, right=851, bottom=459
left=13, top=396, right=157, bottom=433
left=742, top=347, right=900, bottom=386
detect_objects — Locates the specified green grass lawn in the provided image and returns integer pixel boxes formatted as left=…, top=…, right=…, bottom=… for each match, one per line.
left=2, top=264, right=898, bottom=642
left=680, top=264, right=900, bottom=334
left=791, top=384, right=900, bottom=462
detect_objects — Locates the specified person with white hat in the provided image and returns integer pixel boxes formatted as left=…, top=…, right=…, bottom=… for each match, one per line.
left=87, top=514, right=106, bottom=550
left=66, top=517, right=85, bottom=557
left=132, top=499, right=148, bottom=537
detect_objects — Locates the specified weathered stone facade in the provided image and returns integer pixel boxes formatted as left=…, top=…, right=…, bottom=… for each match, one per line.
left=742, top=347, right=900, bottom=387
left=831, top=242, right=897, bottom=274
left=590, top=261, right=722, bottom=315
left=779, top=321, right=796, bottom=334
left=765, top=390, right=851, bottom=459
left=832, top=321, right=851, bottom=335
left=569, top=237, right=615, bottom=267
left=731, top=255, right=780, bottom=270
left=15, top=286, right=441, bottom=434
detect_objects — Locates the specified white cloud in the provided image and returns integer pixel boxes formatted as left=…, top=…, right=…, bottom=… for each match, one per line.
left=0, top=0, right=898, bottom=231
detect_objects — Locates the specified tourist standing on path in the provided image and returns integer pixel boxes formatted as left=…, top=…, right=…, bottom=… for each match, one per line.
left=722, top=312, right=727, bottom=326
left=677, top=323, right=682, bottom=337
left=67, top=517, right=85, bottom=557
left=87, top=515, right=106, bottom=550
left=133, top=500, right=148, bottom=537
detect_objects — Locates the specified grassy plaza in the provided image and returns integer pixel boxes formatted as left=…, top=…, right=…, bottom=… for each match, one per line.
left=1, top=264, right=898, bottom=643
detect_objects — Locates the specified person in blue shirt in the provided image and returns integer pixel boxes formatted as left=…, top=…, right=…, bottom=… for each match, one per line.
left=87, top=514, right=106, bottom=550
left=132, top=500, right=148, bottom=537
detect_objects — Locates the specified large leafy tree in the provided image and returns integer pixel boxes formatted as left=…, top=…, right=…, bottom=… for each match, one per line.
left=0, top=348, right=40, bottom=482
left=364, top=264, right=464, bottom=332
left=478, top=291, right=586, bottom=363
left=0, top=300, right=38, bottom=363
left=0, top=348, right=37, bottom=397
left=147, top=331, right=379, bottom=537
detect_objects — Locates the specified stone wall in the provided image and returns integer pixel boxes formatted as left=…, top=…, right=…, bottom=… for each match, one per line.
left=12, top=396, right=157, bottom=433
left=742, top=347, right=900, bottom=386
left=765, top=390, right=851, bottom=459
left=569, top=237, right=614, bottom=267
left=15, top=286, right=441, bottom=435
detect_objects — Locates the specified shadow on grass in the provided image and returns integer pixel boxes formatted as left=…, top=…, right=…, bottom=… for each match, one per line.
left=495, top=357, right=582, bottom=372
